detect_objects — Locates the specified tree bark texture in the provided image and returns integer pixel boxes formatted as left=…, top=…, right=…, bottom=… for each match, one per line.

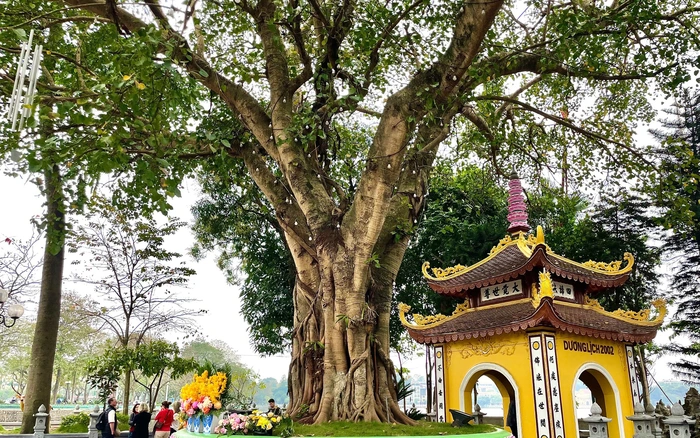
left=21, top=165, right=66, bottom=433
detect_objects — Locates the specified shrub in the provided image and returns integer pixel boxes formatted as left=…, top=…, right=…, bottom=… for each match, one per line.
left=57, top=413, right=90, bottom=433
left=117, top=413, right=130, bottom=427
left=405, top=407, right=427, bottom=421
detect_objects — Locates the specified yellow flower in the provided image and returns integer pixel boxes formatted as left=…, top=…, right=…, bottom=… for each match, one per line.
left=123, top=75, right=132, bottom=81
left=136, top=81, right=146, bottom=90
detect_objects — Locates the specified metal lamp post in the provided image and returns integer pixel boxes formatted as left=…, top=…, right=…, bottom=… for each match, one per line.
left=0, top=288, right=25, bottom=328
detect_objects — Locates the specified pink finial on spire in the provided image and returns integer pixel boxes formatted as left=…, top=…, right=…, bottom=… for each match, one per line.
left=507, top=172, right=530, bottom=234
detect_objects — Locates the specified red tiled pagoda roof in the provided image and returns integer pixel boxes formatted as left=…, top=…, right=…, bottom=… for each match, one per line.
left=402, top=297, right=662, bottom=345
left=423, top=231, right=633, bottom=297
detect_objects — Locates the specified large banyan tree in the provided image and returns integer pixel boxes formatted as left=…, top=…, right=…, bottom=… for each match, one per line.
left=1, top=0, right=698, bottom=425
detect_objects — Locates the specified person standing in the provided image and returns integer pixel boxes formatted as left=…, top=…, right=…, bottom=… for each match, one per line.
left=132, top=404, right=152, bottom=438
left=104, top=398, right=119, bottom=438
left=153, top=401, right=174, bottom=438
left=128, top=403, right=139, bottom=438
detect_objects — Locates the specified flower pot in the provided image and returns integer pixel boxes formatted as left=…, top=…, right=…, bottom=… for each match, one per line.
left=202, top=414, right=214, bottom=434
left=188, top=416, right=201, bottom=433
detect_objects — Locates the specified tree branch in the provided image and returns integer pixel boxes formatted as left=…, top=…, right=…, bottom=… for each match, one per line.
left=475, top=95, right=655, bottom=167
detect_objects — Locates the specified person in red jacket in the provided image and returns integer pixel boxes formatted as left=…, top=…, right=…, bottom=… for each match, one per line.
left=153, top=401, right=174, bottom=438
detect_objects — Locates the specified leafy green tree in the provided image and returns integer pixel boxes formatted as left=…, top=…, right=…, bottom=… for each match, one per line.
left=649, top=90, right=700, bottom=326
left=51, top=291, right=105, bottom=405
left=3, top=0, right=697, bottom=423
left=0, top=319, right=34, bottom=396
left=1, top=3, right=205, bottom=427
left=87, top=341, right=195, bottom=411
left=180, top=339, right=241, bottom=366
left=528, top=187, right=661, bottom=313
left=646, top=89, right=700, bottom=388
left=70, top=198, right=200, bottom=412
left=394, top=164, right=509, bottom=345
left=192, top=161, right=295, bottom=356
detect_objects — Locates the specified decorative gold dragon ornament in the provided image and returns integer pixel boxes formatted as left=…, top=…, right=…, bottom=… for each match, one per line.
left=582, top=252, right=635, bottom=272
left=398, top=299, right=471, bottom=327
left=583, top=297, right=667, bottom=325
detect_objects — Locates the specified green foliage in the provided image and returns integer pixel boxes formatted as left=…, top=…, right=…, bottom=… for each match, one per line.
left=529, top=186, right=661, bottom=312
left=0, top=426, right=21, bottom=435
left=395, top=376, right=414, bottom=403
left=116, top=413, right=130, bottom=427
left=56, top=413, right=89, bottom=433
left=404, top=407, right=427, bottom=421
left=648, top=89, right=700, bottom=342
left=394, top=164, right=509, bottom=347
left=192, top=158, right=294, bottom=356
left=86, top=348, right=125, bottom=404
left=276, top=415, right=294, bottom=438
left=87, top=341, right=196, bottom=410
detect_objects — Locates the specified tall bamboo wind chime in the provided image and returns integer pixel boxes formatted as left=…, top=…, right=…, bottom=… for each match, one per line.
left=8, top=29, right=42, bottom=131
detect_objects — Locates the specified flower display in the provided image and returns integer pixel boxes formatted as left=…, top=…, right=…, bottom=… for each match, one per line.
left=245, top=411, right=283, bottom=435
left=214, top=411, right=288, bottom=436
left=180, top=370, right=228, bottom=418
left=214, top=414, right=247, bottom=435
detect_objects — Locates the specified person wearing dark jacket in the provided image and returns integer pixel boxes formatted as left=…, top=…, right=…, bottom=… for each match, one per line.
left=128, top=404, right=140, bottom=438
left=132, top=403, right=152, bottom=438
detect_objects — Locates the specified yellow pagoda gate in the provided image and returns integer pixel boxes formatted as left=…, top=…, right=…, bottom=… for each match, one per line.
left=399, top=175, right=665, bottom=438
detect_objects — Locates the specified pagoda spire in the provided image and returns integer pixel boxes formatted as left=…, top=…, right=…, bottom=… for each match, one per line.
left=507, top=172, right=530, bottom=234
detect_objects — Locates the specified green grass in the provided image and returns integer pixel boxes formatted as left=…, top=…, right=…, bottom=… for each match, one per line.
left=0, top=425, right=22, bottom=435
left=290, top=421, right=497, bottom=436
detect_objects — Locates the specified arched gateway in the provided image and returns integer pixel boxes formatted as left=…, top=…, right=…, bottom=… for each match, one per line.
left=399, top=175, right=666, bottom=438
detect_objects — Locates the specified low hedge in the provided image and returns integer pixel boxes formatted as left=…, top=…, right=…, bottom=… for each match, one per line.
left=56, top=412, right=90, bottom=433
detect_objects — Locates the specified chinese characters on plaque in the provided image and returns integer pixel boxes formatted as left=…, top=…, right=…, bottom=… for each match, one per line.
left=480, top=280, right=523, bottom=302
left=552, top=281, right=574, bottom=300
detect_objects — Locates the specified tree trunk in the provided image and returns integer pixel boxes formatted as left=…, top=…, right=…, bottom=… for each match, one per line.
left=21, top=165, right=66, bottom=433
left=635, top=346, right=651, bottom=406
left=51, top=367, right=62, bottom=405
left=285, top=206, right=418, bottom=424
left=83, top=380, right=89, bottom=404
left=122, top=368, right=132, bottom=414
left=71, top=370, right=77, bottom=403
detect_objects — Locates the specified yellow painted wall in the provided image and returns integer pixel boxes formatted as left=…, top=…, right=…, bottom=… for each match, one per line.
left=442, top=331, right=533, bottom=436
left=441, top=331, right=635, bottom=438
left=555, top=334, right=635, bottom=438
